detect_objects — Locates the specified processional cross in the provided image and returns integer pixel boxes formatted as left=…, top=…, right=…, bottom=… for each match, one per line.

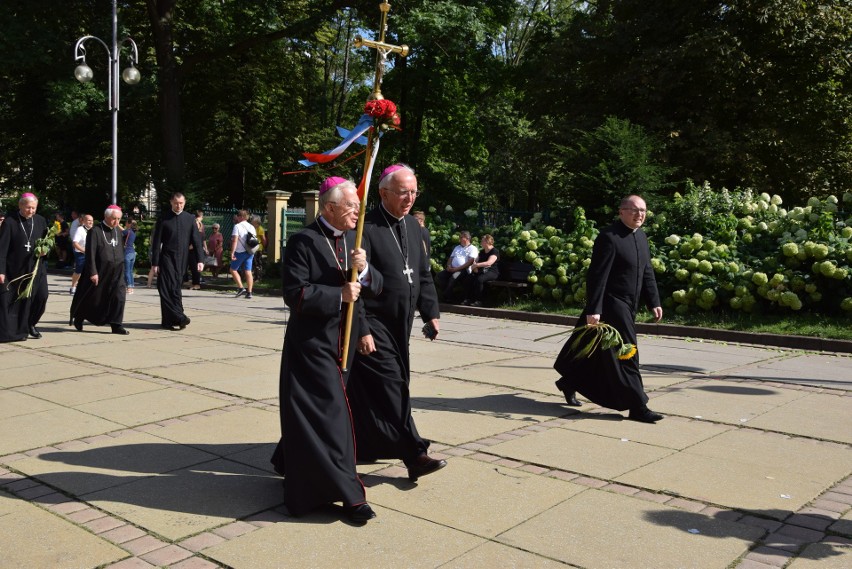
left=354, top=2, right=409, bottom=102
left=341, top=1, right=410, bottom=370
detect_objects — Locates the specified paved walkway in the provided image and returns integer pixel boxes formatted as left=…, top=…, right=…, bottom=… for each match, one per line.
left=1, top=275, right=850, bottom=569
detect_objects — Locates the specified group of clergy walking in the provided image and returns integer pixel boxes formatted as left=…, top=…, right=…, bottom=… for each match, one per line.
left=1, top=178, right=664, bottom=526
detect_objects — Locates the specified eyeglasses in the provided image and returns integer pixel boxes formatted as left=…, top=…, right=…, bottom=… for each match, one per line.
left=384, top=189, right=421, bottom=198
left=621, top=207, right=647, bottom=214
left=330, top=201, right=360, bottom=210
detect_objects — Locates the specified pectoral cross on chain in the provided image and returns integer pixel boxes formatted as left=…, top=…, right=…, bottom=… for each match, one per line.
left=110, top=238, right=117, bottom=246
left=402, top=265, right=414, bottom=284
left=24, top=242, right=31, bottom=252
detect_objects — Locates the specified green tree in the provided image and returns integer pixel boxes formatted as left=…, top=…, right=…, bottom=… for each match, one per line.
left=547, top=116, right=674, bottom=222
left=525, top=0, right=852, bottom=201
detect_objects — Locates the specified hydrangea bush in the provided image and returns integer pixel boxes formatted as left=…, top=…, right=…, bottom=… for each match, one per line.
left=426, top=181, right=852, bottom=315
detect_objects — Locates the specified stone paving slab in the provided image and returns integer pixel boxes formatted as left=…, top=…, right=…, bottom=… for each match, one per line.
left=9, top=430, right=220, bottom=496
left=487, top=427, right=675, bottom=479
left=0, top=389, right=60, bottom=419
left=143, top=361, right=279, bottom=399
left=648, top=378, right=812, bottom=424
left=721, top=354, right=852, bottom=388
left=73, top=387, right=228, bottom=427
left=84, top=458, right=283, bottom=541
left=409, top=341, right=520, bottom=373
left=557, top=414, right=733, bottom=450
left=497, top=489, right=765, bottom=568
left=0, top=490, right=127, bottom=568
left=16, top=373, right=164, bottom=407
left=150, top=406, right=279, bottom=450
left=410, top=403, right=539, bottom=446
left=747, top=392, right=852, bottom=444
left=0, top=347, right=104, bottom=385
left=617, top=430, right=852, bottom=515
left=43, top=340, right=204, bottom=370
left=442, top=541, right=569, bottom=568
left=203, top=504, right=486, bottom=569
left=365, top=456, right=584, bottom=538
left=0, top=406, right=124, bottom=455
left=639, top=338, right=778, bottom=374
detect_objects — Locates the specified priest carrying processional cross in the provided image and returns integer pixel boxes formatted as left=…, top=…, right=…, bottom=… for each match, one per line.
left=270, top=2, right=443, bottom=525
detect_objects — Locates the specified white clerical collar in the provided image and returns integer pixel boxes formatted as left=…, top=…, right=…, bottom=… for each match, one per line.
left=380, top=203, right=404, bottom=222
left=318, top=215, right=344, bottom=237
left=619, top=220, right=639, bottom=233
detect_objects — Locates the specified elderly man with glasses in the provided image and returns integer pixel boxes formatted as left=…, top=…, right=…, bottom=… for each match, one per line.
left=347, top=163, right=447, bottom=483
left=553, top=194, right=665, bottom=423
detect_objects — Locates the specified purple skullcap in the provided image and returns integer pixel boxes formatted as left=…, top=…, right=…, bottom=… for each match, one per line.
left=379, top=164, right=406, bottom=183
left=319, top=176, right=349, bottom=195
left=107, top=204, right=122, bottom=211
left=20, top=192, right=37, bottom=201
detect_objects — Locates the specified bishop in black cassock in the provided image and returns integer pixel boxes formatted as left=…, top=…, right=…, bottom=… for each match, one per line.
left=554, top=195, right=664, bottom=423
left=70, top=206, right=129, bottom=334
left=150, top=193, right=204, bottom=329
left=270, top=178, right=382, bottom=524
left=346, top=165, right=446, bottom=481
left=0, top=193, right=48, bottom=342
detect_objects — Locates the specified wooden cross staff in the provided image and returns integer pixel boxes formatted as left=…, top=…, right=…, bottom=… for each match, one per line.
left=341, top=1, right=409, bottom=371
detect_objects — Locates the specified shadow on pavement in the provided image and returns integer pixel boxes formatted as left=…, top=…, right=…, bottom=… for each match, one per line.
left=413, top=393, right=578, bottom=421
left=645, top=509, right=846, bottom=561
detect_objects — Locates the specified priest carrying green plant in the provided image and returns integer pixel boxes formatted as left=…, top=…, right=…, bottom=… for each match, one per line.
left=553, top=194, right=665, bottom=423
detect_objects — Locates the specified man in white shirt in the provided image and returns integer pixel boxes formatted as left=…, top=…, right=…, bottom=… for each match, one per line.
left=70, top=214, right=93, bottom=294
left=435, top=230, right=478, bottom=303
left=230, top=209, right=256, bottom=299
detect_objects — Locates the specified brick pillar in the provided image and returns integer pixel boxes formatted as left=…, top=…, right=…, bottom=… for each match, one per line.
left=264, top=190, right=291, bottom=264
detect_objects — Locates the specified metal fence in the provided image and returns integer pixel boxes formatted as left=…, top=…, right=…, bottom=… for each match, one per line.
left=280, top=208, right=307, bottom=253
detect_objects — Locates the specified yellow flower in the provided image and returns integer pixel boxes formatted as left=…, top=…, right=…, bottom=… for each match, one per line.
left=617, top=344, right=637, bottom=360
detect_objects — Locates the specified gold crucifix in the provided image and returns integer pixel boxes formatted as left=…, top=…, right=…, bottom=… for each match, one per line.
left=340, top=1, right=410, bottom=371
left=353, top=1, right=409, bottom=100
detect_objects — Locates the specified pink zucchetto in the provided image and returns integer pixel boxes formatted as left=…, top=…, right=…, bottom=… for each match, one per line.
left=319, top=176, right=349, bottom=195
left=378, top=164, right=406, bottom=183
left=20, top=192, right=37, bottom=201
left=107, top=205, right=122, bottom=211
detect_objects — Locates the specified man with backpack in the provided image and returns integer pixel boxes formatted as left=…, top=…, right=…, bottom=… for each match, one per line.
left=229, top=209, right=258, bottom=299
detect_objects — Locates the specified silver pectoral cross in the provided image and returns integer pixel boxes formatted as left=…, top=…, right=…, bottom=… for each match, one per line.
left=403, top=264, right=413, bottom=284
left=24, top=242, right=32, bottom=252
left=110, top=238, right=117, bottom=246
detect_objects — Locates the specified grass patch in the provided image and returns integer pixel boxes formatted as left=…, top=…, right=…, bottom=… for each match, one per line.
left=497, top=299, right=852, bottom=341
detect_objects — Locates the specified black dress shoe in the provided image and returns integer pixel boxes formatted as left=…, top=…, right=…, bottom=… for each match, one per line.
left=406, top=454, right=447, bottom=482
left=73, top=318, right=83, bottom=332
left=28, top=326, right=42, bottom=339
left=111, top=325, right=130, bottom=335
left=561, top=390, right=582, bottom=406
left=628, top=407, right=664, bottom=423
left=178, top=316, right=190, bottom=330
left=343, top=503, right=376, bottom=523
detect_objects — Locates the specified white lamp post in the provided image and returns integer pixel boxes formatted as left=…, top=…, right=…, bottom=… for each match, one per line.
left=74, top=0, right=140, bottom=206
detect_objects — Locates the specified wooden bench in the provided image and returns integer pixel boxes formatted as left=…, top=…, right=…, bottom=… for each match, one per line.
left=485, top=260, right=532, bottom=304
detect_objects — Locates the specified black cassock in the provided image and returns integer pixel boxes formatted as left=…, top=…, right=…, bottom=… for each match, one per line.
left=150, top=210, right=203, bottom=328
left=70, top=222, right=126, bottom=327
left=347, top=204, right=440, bottom=463
left=554, top=220, right=661, bottom=411
left=0, top=211, right=48, bottom=342
left=269, top=220, right=382, bottom=515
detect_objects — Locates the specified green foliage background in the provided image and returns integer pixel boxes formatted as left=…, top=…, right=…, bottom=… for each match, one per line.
left=1, top=1, right=850, bottom=223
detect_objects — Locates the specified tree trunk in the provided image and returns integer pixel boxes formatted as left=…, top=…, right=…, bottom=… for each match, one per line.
left=146, top=0, right=185, bottom=194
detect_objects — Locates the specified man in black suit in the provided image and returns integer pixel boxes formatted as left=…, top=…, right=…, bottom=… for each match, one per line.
left=554, top=195, right=664, bottom=423
left=347, top=164, right=447, bottom=480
